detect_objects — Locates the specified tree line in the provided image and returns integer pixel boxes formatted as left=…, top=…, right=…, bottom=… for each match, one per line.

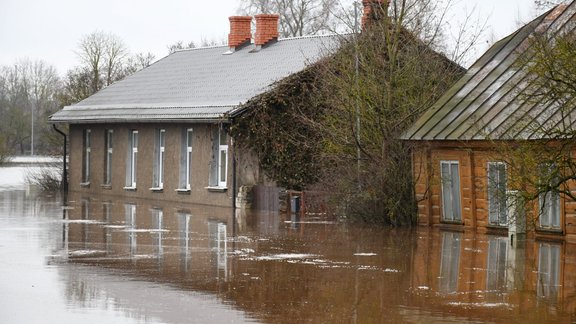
left=0, top=31, right=157, bottom=159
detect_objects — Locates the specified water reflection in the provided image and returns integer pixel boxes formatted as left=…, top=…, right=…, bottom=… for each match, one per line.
left=3, top=188, right=576, bottom=323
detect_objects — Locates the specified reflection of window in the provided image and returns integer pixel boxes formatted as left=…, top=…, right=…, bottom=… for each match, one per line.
left=82, top=129, right=91, bottom=183
left=125, top=204, right=136, bottom=256
left=439, top=231, right=461, bottom=293
left=125, top=130, right=138, bottom=188
left=152, top=129, right=165, bottom=189
left=151, top=208, right=163, bottom=259
left=537, top=242, right=561, bottom=301
left=539, top=164, right=560, bottom=230
left=104, top=129, right=113, bottom=185
left=178, top=212, right=192, bottom=272
left=440, top=161, right=461, bottom=222
left=81, top=199, right=90, bottom=245
left=179, top=128, right=193, bottom=190
left=209, top=127, right=228, bottom=188
left=208, top=220, right=228, bottom=276
left=488, top=162, right=507, bottom=226
left=103, top=202, right=112, bottom=252
left=487, top=236, right=508, bottom=293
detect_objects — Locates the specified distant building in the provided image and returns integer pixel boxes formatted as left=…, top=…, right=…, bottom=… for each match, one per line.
left=50, top=14, right=340, bottom=208
left=402, top=3, right=576, bottom=240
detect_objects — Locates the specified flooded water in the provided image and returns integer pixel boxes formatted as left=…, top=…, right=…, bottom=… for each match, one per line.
left=1, top=186, right=575, bottom=323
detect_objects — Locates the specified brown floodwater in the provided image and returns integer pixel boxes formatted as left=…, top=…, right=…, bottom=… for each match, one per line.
left=0, top=188, right=574, bottom=323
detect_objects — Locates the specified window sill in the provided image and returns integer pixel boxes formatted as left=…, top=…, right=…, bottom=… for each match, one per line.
left=101, top=184, right=112, bottom=190
left=149, top=187, right=163, bottom=193
left=80, top=182, right=90, bottom=188
left=123, top=186, right=137, bottom=191
left=175, top=189, right=191, bottom=194
left=536, top=228, right=563, bottom=235
left=486, top=224, right=508, bottom=230
left=206, top=186, right=227, bottom=192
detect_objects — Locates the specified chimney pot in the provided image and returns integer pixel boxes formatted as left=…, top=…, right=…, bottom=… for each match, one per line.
left=255, top=14, right=280, bottom=47
left=228, top=16, right=252, bottom=49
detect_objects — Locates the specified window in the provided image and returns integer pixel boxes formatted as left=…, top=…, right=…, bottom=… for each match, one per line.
left=152, top=129, right=166, bottom=189
left=104, top=129, right=113, bottom=185
left=488, top=162, right=507, bottom=226
left=439, top=231, right=461, bottom=294
left=539, top=164, right=561, bottom=230
left=208, top=127, right=228, bottom=189
left=82, top=129, right=91, bottom=183
left=440, top=161, right=461, bottom=222
left=179, top=128, right=193, bottom=190
left=219, top=132, right=228, bottom=188
left=125, top=130, right=138, bottom=189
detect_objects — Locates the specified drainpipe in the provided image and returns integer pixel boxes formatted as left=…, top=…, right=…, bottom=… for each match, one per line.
left=231, top=136, right=237, bottom=239
left=52, top=124, right=68, bottom=193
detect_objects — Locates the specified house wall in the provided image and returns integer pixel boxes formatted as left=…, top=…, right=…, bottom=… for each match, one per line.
left=69, top=123, right=236, bottom=207
left=412, top=143, right=576, bottom=241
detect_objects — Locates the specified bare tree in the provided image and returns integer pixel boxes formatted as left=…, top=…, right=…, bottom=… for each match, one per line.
left=0, top=60, right=60, bottom=155
left=65, top=31, right=155, bottom=105
left=238, top=0, right=341, bottom=37
left=232, top=0, right=478, bottom=225
left=76, top=31, right=128, bottom=93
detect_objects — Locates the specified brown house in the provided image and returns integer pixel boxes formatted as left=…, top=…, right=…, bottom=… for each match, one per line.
left=49, top=15, right=340, bottom=208
left=402, top=3, right=576, bottom=241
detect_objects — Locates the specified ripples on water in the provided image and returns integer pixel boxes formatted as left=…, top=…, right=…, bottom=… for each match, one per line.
left=0, top=188, right=574, bottom=323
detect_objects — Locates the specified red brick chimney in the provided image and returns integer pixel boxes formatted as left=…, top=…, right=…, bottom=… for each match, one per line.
left=254, top=14, right=280, bottom=47
left=228, top=16, right=252, bottom=49
left=361, top=0, right=389, bottom=30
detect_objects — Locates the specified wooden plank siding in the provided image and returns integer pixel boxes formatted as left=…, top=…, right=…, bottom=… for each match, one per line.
left=412, top=144, right=576, bottom=240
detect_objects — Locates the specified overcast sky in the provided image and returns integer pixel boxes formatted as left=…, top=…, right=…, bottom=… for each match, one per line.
left=0, top=0, right=547, bottom=75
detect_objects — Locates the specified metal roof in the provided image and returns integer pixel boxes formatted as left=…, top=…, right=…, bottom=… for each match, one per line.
left=401, top=3, right=576, bottom=141
left=50, top=34, right=342, bottom=123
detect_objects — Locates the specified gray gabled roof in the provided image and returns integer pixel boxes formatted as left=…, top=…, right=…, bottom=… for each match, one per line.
left=50, top=34, right=342, bottom=123
left=402, top=3, right=576, bottom=141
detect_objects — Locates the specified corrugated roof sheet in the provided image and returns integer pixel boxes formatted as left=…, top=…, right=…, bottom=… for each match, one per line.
left=401, top=3, right=576, bottom=141
left=50, top=34, right=342, bottom=123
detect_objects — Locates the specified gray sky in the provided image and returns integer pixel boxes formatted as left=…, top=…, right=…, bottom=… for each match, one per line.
left=0, top=0, right=545, bottom=75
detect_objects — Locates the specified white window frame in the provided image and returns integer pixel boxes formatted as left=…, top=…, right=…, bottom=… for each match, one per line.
left=539, top=163, right=561, bottom=230
left=440, top=160, right=462, bottom=222
left=104, top=129, right=113, bottom=185
left=218, top=129, right=228, bottom=188
left=186, top=128, right=193, bottom=189
left=152, top=129, right=165, bottom=189
left=488, top=162, right=508, bottom=227
left=82, top=129, right=91, bottom=183
left=126, top=130, right=138, bottom=189
left=159, top=129, right=165, bottom=188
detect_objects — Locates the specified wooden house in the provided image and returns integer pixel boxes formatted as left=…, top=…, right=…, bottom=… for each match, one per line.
left=402, top=3, right=576, bottom=240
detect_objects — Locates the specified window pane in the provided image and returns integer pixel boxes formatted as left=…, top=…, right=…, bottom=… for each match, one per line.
left=451, top=163, right=461, bottom=221
left=220, top=149, right=227, bottom=183
left=441, top=162, right=453, bottom=221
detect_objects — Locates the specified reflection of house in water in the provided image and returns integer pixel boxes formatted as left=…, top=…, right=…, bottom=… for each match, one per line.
left=411, top=228, right=576, bottom=319
left=64, top=192, right=233, bottom=283
left=58, top=193, right=576, bottom=322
